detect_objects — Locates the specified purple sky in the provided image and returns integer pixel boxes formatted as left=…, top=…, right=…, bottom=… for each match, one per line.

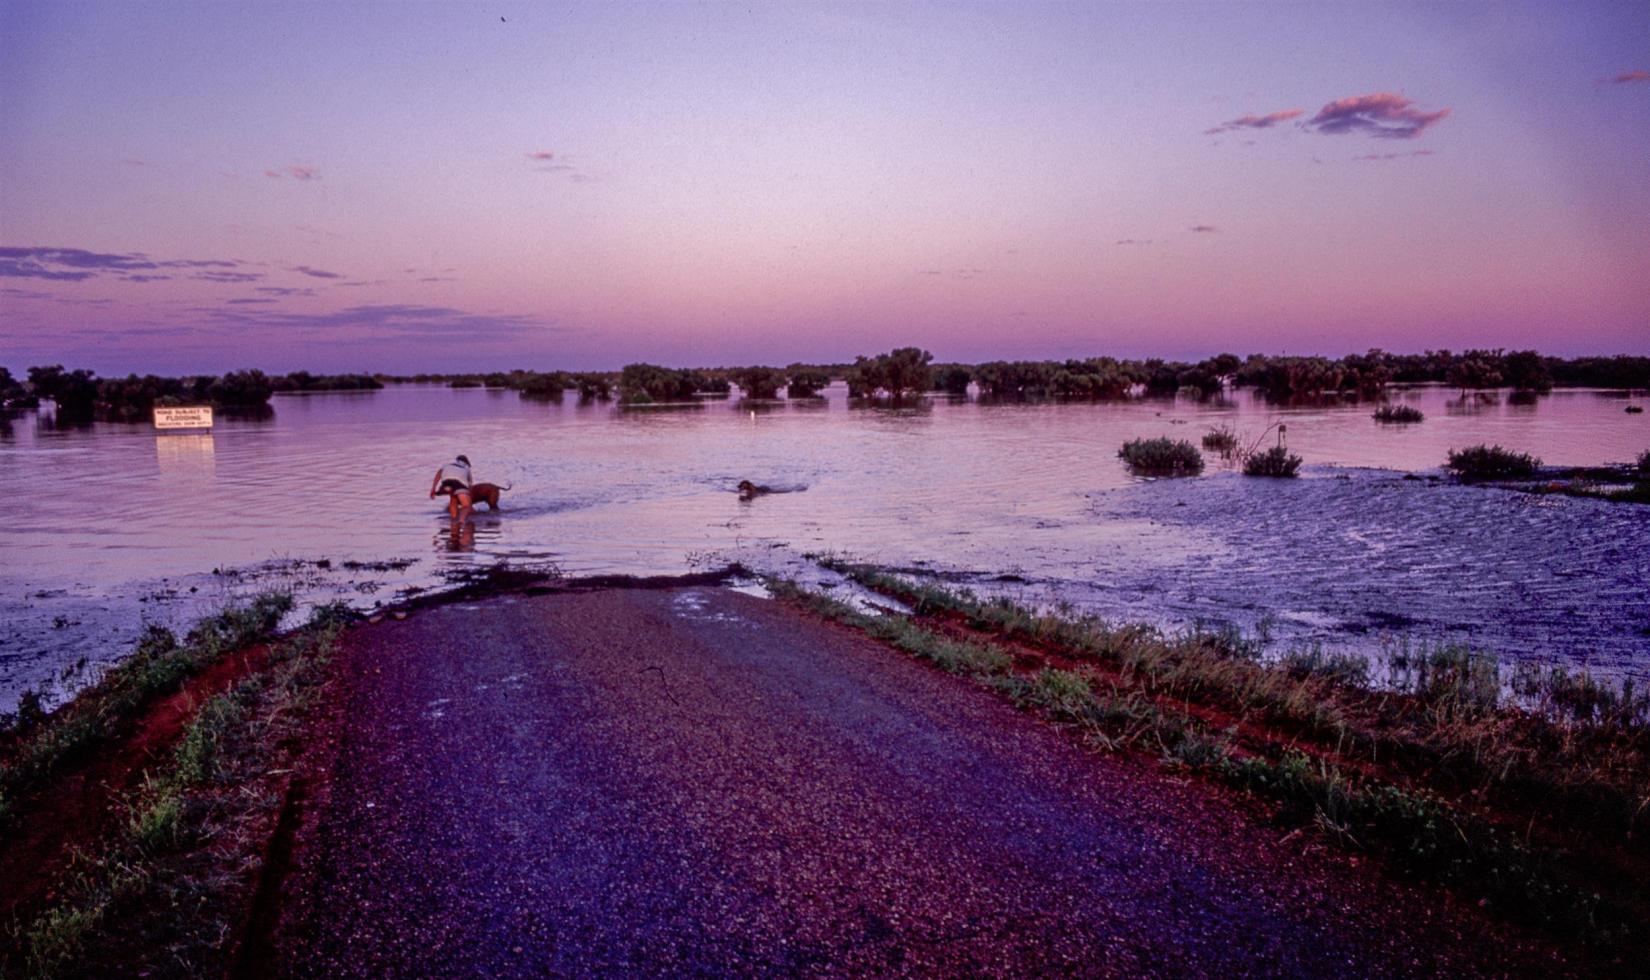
left=2, top=1, right=1647, bottom=374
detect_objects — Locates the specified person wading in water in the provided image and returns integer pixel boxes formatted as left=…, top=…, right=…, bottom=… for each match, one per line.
left=429, top=454, right=474, bottom=522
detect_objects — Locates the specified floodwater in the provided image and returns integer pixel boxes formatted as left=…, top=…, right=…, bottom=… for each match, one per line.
left=2, top=383, right=1647, bottom=710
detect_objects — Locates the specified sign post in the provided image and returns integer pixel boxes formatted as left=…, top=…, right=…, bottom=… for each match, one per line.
left=153, top=406, right=214, bottom=430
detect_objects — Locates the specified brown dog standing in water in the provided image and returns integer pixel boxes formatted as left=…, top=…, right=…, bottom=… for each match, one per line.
left=468, top=482, right=512, bottom=510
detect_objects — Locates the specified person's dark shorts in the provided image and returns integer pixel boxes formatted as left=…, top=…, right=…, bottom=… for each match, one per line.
left=439, top=479, right=470, bottom=495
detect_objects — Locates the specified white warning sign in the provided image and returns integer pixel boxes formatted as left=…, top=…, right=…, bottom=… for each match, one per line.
left=153, top=406, right=214, bottom=430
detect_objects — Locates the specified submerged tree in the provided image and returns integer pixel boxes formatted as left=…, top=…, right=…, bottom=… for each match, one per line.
left=846, top=347, right=933, bottom=400
left=730, top=366, right=786, bottom=400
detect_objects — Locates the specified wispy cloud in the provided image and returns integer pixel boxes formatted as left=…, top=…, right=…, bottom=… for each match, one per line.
left=1189, top=225, right=1219, bottom=234
left=292, top=265, right=343, bottom=279
left=192, top=270, right=264, bottom=283
left=1353, top=149, right=1436, bottom=162
left=255, top=286, right=317, bottom=297
left=1203, top=108, right=1303, bottom=135
left=200, top=303, right=558, bottom=341
left=0, top=246, right=247, bottom=282
left=528, top=150, right=597, bottom=183
left=1115, top=239, right=1154, bottom=246
left=1307, top=92, right=1449, bottom=139
left=225, top=298, right=277, bottom=305
left=1606, top=69, right=1650, bottom=84
left=265, top=164, right=320, bottom=180
left=417, top=276, right=458, bottom=283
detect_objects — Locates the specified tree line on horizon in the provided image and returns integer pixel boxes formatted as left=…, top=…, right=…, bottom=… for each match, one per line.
left=4, top=349, right=1646, bottom=419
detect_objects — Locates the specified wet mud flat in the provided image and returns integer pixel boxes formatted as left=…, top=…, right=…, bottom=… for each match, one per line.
left=0, top=558, right=427, bottom=715
left=939, top=470, right=1650, bottom=678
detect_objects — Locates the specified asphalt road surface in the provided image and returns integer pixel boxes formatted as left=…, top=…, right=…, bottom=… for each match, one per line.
left=272, top=586, right=1555, bottom=977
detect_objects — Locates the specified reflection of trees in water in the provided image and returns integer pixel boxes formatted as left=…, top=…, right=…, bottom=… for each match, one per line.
left=1445, top=392, right=1501, bottom=415
left=215, top=403, right=276, bottom=423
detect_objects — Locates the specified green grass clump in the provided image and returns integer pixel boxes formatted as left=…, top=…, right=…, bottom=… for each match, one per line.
left=1278, top=647, right=1370, bottom=687
left=1200, top=426, right=1239, bottom=454
left=1118, top=437, right=1204, bottom=476
left=1372, top=403, right=1424, bottom=424
left=1242, top=445, right=1302, bottom=478
left=1446, top=444, right=1540, bottom=480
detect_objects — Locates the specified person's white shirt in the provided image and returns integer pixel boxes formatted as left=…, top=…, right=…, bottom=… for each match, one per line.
left=438, top=460, right=472, bottom=486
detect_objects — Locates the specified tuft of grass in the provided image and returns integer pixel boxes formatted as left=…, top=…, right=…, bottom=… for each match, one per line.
left=1200, top=426, right=1239, bottom=455
left=1446, top=444, right=1540, bottom=480
left=1242, top=445, right=1303, bottom=478
left=126, top=784, right=184, bottom=852
left=1373, top=403, right=1425, bottom=424
left=1278, top=646, right=1370, bottom=687
left=1118, top=437, right=1204, bottom=476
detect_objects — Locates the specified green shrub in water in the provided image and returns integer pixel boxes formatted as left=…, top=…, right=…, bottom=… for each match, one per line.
left=1446, top=444, right=1540, bottom=480
left=1372, top=403, right=1424, bottom=424
left=1200, top=427, right=1238, bottom=454
left=1118, top=437, right=1204, bottom=476
left=1243, top=445, right=1302, bottom=478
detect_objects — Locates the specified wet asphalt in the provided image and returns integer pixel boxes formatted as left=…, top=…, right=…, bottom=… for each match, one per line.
left=275, top=587, right=1554, bottom=977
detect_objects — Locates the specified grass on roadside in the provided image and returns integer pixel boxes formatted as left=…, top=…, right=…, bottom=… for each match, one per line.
left=0, top=593, right=294, bottom=829
left=791, top=562, right=1650, bottom=946
left=6, top=602, right=350, bottom=978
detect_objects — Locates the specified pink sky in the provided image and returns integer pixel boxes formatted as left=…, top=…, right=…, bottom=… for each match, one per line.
left=2, top=1, right=1647, bottom=374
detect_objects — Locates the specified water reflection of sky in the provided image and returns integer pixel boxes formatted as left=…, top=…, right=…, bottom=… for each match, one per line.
left=1, top=383, right=1646, bottom=709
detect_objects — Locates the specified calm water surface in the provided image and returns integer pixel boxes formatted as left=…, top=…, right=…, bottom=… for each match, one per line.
left=3, top=383, right=1647, bottom=709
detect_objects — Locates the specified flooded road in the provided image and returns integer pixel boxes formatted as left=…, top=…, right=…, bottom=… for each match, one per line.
left=2, top=382, right=1646, bottom=709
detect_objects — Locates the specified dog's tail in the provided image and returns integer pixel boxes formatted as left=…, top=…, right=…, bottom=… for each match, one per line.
left=499, top=482, right=513, bottom=491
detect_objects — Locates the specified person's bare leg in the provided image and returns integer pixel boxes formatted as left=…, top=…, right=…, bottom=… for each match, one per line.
left=447, top=493, right=459, bottom=520
left=455, top=491, right=473, bottom=523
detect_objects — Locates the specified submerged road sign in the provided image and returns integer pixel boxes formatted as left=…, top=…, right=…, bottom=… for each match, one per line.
left=153, top=406, right=214, bottom=430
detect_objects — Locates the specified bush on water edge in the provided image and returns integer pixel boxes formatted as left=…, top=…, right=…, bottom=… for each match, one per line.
left=1119, top=437, right=1204, bottom=476
left=1242, top=445, right=1303, bottom=478
left=1446, top=444, right=1541, bottom=480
